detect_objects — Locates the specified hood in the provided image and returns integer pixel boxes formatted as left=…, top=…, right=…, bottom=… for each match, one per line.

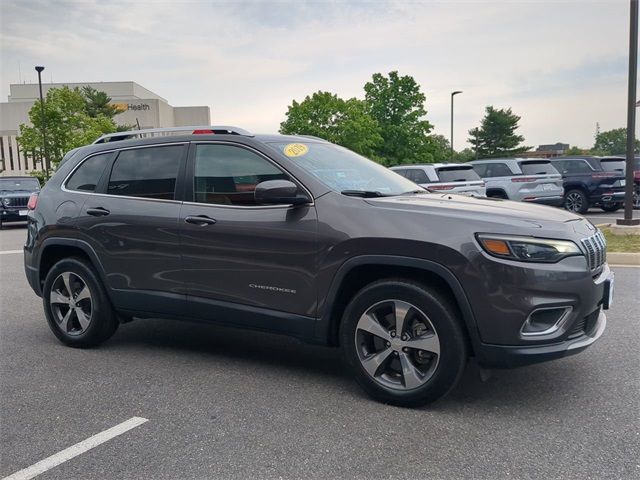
left=365, top=193, right=582, bottom=229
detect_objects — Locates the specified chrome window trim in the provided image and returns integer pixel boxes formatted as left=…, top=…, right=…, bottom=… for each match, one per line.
left=61, top=142, right=188, bottom=203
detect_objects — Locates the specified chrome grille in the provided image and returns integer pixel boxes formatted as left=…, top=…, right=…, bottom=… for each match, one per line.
left=580, top=230, right=607, bottom=270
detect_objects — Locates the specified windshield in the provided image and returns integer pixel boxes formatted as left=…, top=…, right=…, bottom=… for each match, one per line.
left=0, top=178, right=40, bottom=191
left=436, top=166, right=481, bottom=182
left=600, top=159, right=625, bottom=173
left=519, top=161, right=559, bottom=175
left=269, top=142, right=423, bottom=195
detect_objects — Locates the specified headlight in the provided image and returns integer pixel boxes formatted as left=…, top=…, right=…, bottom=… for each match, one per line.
left=1, top=197, right=9, bottom=207
left=476, top=234, right=582, bottom=263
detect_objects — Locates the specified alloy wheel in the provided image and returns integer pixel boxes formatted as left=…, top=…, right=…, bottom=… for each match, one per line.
left=50, top=272, right=93, bottom=336
left=355, top=300, right=440, bottom=390
left=565, top=192, right=583, bottom=212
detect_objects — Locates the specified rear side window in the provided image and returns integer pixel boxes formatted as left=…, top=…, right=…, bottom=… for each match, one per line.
left=519, top=161, right=559, bottom=175
left=194, top=144, right=289, bottom=206
left=66, top=153, right=111, bottom=192
left=406, top=169, right=429, bottom=183
left=436, top=167, right=480, bottom=182
left=392, top=169, right=408, bottom=177
left=107, top=146, right=183, bottom=200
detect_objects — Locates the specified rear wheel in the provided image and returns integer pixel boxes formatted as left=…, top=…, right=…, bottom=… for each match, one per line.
left=43, top=257, right=118, bottom=348
left=564, top=189, right=589, bottom=214
left=340, top=279, right=467, bottom=407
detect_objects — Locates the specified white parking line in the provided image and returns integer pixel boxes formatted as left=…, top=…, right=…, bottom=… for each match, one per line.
left=2, top=417, right=148, bottom=480
left=0, top=250, right=22, bottom=255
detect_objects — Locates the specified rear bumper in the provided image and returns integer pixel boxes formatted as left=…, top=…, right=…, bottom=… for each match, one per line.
left=475, top=309, right=606, bottom=368
left=590, top=191, right=625, bottom=205
left=523, top=195, right=564, bottom=207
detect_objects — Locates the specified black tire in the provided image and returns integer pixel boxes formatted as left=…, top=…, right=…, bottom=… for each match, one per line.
left=564, top=189, right=589, bottom=214
left=340, top=279, right=468, bottom=407
left=42, top=257, right=118, bottom=348
left=601, top=204, right=622, bottom=213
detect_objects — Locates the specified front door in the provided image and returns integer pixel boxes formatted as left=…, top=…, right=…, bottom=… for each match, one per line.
left=179, top=142, right=318, bottom=319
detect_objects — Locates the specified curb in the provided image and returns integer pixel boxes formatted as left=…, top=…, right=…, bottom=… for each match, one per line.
left=607, top=252, right=640, bottom=265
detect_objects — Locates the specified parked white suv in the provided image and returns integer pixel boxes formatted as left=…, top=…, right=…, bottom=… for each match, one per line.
left=390, top=163, right=486, bottom=196
left=469, top=158, right=564, bottom=205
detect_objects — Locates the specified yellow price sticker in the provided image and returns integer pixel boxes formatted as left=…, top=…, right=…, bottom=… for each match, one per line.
left=283, top=143, right=309, bottom=157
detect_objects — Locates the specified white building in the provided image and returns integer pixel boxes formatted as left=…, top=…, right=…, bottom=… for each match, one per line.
left=0, top=81, right=210, bottom=175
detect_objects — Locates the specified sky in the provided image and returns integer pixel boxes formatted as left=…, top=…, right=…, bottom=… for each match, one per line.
left=0, top=0, right=636, bottom=150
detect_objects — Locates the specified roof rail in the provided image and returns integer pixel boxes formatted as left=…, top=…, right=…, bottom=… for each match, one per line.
left=92, top=125, right=253, bottom=144
left=297, top=135, right=328, bottom=142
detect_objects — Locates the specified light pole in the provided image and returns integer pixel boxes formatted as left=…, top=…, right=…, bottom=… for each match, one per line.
left=450, top=91, right=463, bottom=160
left=35, top=66, right=49, bottom=176
left=617, top=0, right=639, bottom=226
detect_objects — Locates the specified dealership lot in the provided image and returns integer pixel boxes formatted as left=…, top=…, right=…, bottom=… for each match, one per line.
left=1, top=217, right=638, bottom=480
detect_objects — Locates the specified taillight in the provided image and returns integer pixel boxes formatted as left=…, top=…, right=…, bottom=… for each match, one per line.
left=428, top=184, right=455, bottom=190
left=193, top=129, right=214, bottom=134
left=511, top=177, right=538, bottom=183
left=27, top=193, right=38, bottom=210
left=591, top=172, right=615, bottom=179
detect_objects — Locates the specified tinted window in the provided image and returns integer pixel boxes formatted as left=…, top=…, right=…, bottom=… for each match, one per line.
left=407, top=169, right=429, bottom=183
left=600, top=159, right=625, bottom=173
left=436, top=167, right=480, bottom=182
left=519, top=161, right=559, bottom=175
left=392, top=169, right=408, bottom=178
left=471, top=164, right=488, bottom=177
left=66, top=153, right=111, bottom=192
left=107, top=146, right=183, bottom=200
left=194, top=144, right=288, bottom=206
left=553, top=160, right=593, bottom=174
left=484, top=163, right=514, bottom=177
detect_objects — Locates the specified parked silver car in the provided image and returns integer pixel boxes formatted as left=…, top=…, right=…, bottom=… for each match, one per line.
left=469, top=158, right=564, bottom=205
left=390, top=163, right=486, bottom=196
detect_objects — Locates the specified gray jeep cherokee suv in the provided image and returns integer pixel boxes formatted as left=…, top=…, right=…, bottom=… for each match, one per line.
left=23, top=126, right=613, bottom=407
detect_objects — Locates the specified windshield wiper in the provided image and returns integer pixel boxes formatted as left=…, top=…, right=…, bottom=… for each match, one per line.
left=398, top=189, right=429, bottom=195
left=341, top=190, right=387, bottom=198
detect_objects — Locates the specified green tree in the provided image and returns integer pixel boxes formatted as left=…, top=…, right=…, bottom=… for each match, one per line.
left=592, top=127, right=640, bottom=155
left=17, top=86, right=120, bottom=172
left=279, top=91, right=382, bottom=157
left=364, top=71, right=434, bottom=165
left=564, top=146, right=589, bottom=156
left=453, top=148, right=477, bottom=162
left=81, top=86, right=120, bottom=118
left=423, top=134, right=451, bottom=163
left=467, top=106, right=529, bottom=158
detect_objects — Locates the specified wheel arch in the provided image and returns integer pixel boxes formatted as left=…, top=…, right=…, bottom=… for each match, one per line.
left=316, top=255, right=481, bottom=355
left=486, top=188, right=508, bottom=199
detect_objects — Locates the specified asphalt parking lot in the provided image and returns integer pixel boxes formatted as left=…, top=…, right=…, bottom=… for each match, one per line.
left=1, top=212, right=639, bottom=480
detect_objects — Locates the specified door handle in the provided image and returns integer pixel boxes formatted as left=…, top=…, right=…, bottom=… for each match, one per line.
left=185, top=215, right=217, bottom=226
left=86, top=207, right=110, bottom=217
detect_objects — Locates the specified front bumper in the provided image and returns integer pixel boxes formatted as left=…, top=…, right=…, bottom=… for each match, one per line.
left=1, top=208, right=29, bottom=222
left=475, top=308, right=607, bottom=368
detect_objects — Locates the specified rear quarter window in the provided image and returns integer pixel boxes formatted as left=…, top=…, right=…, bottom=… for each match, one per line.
left=66, top=153, right=112, bottom=192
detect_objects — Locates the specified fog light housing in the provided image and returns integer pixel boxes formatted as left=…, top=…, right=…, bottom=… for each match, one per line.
left=521, top=307, right=572, bottom=337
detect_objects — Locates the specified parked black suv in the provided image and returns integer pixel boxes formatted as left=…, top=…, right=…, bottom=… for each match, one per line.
left=549, top=156, right=626, bottom=214
left=23, top=127, right=613, bottom=406
left=0, top=176, right=40, bottom=228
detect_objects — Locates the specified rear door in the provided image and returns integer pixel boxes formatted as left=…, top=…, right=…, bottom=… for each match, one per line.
left=179, top=142, right=318, bottom=319
left=74, top=143, right=188, bottom=314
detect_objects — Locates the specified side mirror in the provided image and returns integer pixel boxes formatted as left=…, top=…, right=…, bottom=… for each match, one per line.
left=254, top=180, right=310, bottom=205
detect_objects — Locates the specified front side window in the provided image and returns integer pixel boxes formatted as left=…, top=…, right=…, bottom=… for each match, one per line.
left=66, top=153, right=111, bottom=192
left=194, top=144, right=289, bottom=206
left=269, top=142, right=421, bottom=196
left=107, top=145, right=183, bottom=200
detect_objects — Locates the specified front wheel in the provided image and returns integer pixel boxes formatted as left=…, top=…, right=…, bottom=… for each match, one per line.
left=340, top=279, right=468, bottom=407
